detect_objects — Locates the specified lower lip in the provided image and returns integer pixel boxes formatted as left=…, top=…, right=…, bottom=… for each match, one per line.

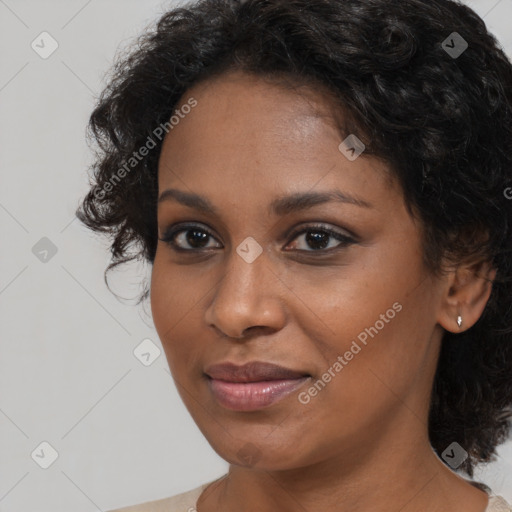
left=207, top=376, right=310, bottom=411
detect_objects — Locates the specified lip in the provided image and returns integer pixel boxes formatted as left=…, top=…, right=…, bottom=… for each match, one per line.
left=204, top=361, right=311, bottom=411
left=204, top=361, right=310, bottom=382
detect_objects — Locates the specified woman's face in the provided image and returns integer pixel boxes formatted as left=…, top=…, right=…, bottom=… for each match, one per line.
left=151, top=70, right=448, bottom=471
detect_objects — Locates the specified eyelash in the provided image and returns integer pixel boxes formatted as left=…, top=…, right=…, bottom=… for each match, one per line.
left=158, top=222, right=356, bottom=254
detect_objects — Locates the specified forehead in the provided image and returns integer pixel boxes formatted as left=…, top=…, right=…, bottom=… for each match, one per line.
left=161, top=71, right=344, bottom=161
left=156, top=70, right=397, bottom=214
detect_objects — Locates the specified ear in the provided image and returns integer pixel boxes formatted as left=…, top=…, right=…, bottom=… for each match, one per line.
left=437, top=259, right=496, bottom=333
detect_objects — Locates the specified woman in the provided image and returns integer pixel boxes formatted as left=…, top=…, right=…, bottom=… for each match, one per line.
left=76, top=0, right=512, bottom=510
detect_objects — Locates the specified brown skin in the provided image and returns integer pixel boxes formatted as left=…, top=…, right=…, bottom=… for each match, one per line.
left=150, top=70, right=495, bottom=512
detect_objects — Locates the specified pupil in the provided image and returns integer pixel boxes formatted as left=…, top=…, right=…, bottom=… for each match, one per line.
left=187, top=229, right=208, bottom=248
left=306, top=231, right=328, bottom=250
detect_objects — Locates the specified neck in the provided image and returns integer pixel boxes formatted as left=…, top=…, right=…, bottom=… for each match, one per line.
left=202, top=417, right=490, bottom=512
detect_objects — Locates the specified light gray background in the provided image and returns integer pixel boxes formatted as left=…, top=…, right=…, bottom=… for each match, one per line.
left=1, top=1, right=511, bottom=511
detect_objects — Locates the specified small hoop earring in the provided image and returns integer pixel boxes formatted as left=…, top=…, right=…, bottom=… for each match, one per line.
left=457, top=315, right=463, bottom=328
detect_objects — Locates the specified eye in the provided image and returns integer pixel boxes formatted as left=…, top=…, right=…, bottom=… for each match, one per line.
left=159, top=222, right=355, bottom=253
left=285, top=223, right=356, bottom=252
left=158, top=223, right=221, bottom=251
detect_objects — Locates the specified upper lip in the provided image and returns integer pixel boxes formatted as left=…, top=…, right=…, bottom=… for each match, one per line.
left=204, top=361, right=310, bottom=383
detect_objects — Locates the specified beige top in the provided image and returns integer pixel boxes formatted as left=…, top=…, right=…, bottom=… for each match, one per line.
left=107, top=475, right=512, bottom=512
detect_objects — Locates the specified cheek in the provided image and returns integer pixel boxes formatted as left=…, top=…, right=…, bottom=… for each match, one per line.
left=287, top=264, right=433, bottom=406
left=150, top=262, right=182, bottom=363
left=318, top=295, right=436, bottom=419
left=276, top=261, right=410, bottom=357
left=150, top=253, right=201, bottom=334
left=149, top=261, right=173, bottom=337
left=150, top=256, right=207, bottom=373
left=295, top=310, right=426, bottom=442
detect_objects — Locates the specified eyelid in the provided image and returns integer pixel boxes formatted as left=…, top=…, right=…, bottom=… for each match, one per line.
left=285, top=222, right=356, bottom=243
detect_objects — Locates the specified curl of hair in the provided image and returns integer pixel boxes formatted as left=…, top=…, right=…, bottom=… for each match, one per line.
left=76, top=0, right=512, bottom=476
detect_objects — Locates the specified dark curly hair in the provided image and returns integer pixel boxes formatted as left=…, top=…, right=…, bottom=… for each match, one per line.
left=76, top=0, right=512, bottom=477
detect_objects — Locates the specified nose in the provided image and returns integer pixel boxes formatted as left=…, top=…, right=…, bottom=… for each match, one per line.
left=203, top=246, right=287, bottom=340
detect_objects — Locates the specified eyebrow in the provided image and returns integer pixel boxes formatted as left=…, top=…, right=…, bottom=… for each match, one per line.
left=157, top=188, right=373, bottom=216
